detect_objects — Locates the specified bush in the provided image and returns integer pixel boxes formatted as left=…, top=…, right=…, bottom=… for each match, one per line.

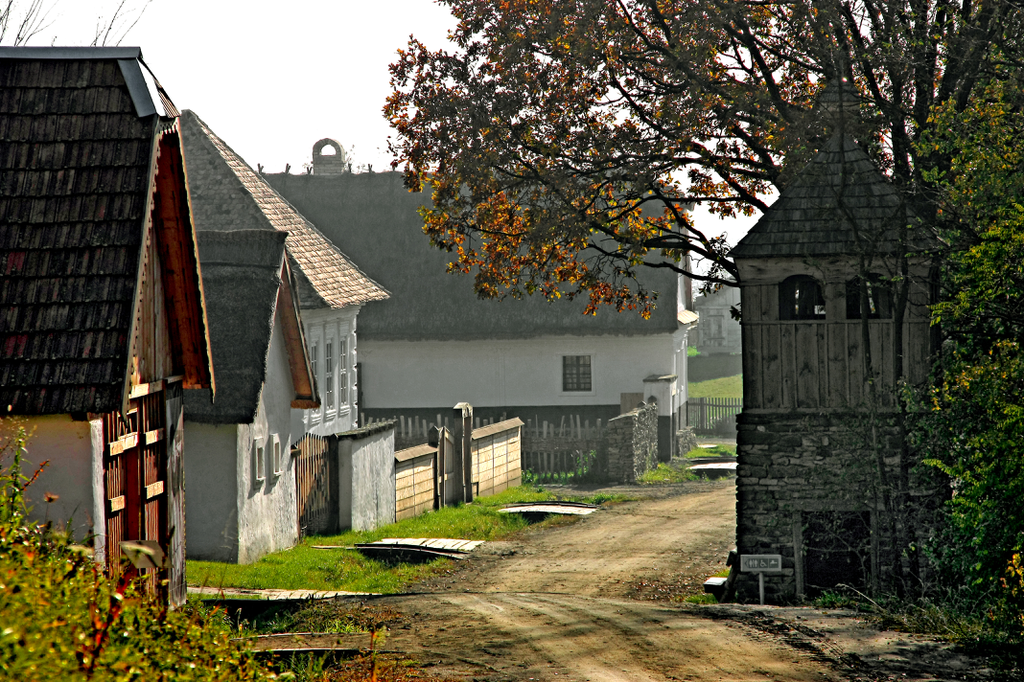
left=0, top=427, right=271, bottom=681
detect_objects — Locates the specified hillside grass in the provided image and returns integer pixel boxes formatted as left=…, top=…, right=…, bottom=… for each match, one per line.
left=688, top=374, right=742, bottom=399
left=187, top=486, right=625, bottom=594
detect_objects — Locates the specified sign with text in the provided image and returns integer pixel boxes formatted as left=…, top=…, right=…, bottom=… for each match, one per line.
left=740, top=554, right=782, bottom=573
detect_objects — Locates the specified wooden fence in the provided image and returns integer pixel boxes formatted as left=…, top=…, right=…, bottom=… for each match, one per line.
left=685, top=397, right=742, bottom=434
left=394, top=418, right=522, bottom=521
left=294, top=433, right=335, bottom=537
left=518, top=414, right=604, bottom=482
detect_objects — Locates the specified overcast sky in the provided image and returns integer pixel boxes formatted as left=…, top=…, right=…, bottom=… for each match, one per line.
left=23, top=0, right=758, bottom=251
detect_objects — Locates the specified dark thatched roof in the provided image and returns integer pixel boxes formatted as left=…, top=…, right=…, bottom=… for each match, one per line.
left=0, top=48, right=182, bottom=414
left=184, top=230, right=287, bottom=424
left=179, top=111, right=388, bottom=311
left=730, top=135, right=939, bottom=260
left=264, top=172, right=680, bottom=342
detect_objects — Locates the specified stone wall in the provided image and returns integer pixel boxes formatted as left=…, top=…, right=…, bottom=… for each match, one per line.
left=676, top=426, right=699, bottom=456
left=601, top=401, right=658, bottom=483
left=734, top=410, right=946, bottom=604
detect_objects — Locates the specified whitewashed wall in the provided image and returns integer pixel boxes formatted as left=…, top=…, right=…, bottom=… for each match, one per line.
left=185, top=315, right=300, bottom=564
left=359, top=332, right=685, bottom=410
left=21, top=415, right=97, bottom=542
left=338, top=426, right=396, bottom=531
left=297, top=306, right=360, bottom=437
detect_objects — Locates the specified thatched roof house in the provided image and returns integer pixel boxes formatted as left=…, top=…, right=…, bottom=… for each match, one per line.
left=180, top=110, right=388, bottom=437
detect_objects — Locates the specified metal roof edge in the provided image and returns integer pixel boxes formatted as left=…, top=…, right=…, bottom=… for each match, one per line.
left=0, top=46, right=142, bottom=59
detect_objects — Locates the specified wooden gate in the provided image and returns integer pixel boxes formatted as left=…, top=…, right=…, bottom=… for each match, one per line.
left=295, top=433, right=336, bottom=537
left=102, top=384, right=171, bottom=596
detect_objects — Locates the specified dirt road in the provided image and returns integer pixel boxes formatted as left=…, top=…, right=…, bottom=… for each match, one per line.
left=376, top=481, right=988, bottom=681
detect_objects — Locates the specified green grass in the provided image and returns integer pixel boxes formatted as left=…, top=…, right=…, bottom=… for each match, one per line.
left=687, top=346, right=700, bottom=357
left=187, top=486, right=619, bottom=594
left=683, top=443, right=737, bottom=458
left=637, top=462, right=698, bottom=484
left=688, top=374, right=742, bottom=398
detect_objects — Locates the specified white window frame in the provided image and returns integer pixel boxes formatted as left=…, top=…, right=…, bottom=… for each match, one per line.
left=324, top=331, right=335, bottom=419
left=308, top=328, right=322, bottom=424
left=271, top=434, right=283, bottom=475
left=338, top=335, right=349, bottom=415
left=254, top=440, right=266, bottom=485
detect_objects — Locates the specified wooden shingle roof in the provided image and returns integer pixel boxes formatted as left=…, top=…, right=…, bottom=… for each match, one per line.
left=731, top=135, right=938, bottom=259
left=179, top=110, right=388, bottom=310
left=0, top=47, right=211, bottom=414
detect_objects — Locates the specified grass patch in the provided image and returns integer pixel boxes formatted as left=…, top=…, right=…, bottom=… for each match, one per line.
left=637, top=462, right=698, bottom=484
left=688, top=374, right=742, bottom=398
left=684, top=444, right=737, bottom=458
left=188, top=485, right=619, bottom=594
left=684, top=593, right=718, bottom=604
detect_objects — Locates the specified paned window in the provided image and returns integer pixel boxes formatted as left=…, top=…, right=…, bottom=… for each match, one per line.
left=338, top=338, right=348, bottom=409
left=779, top=275, right=826, bottom=320
left=325, top=340, right=334, bottom=411
left=562, top=355, right=592, bottom=392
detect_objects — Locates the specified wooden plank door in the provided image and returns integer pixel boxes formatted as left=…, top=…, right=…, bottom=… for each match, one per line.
left=103, top=387, right=170, bottom=599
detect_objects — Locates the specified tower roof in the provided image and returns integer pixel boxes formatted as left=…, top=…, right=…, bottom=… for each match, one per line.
left=731, top=135, right=938, bottom=259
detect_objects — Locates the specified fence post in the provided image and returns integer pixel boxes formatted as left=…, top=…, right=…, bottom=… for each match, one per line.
left=453, top=402, right=473, bottom=503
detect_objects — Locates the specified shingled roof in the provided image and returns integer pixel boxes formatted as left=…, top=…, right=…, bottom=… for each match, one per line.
left=179, top=110, right=388, bottom=311
left=0, top=47, right=212, bottom=414
left=184, top=230, right=316, bottom=424
left=730, top=134, right=938, bottom=259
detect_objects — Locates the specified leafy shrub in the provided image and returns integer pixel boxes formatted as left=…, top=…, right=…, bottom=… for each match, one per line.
left=0, top=427, right=271, bottom=681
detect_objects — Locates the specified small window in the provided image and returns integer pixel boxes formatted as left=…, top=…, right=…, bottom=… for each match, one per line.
left=779, top=275, right=826, bottom=320
left=309, top=339, right=321, bottom=423
left=254, top=441, right=266, bottom=484
left=846, top=275, right=893, bottom=319
left=325, top=340, right=334, bottom=412
left=562, top=355, right=592, bottom=392
left=338, top=337, right=348, bottom=409
left=272, top=434, right=283, bottom=475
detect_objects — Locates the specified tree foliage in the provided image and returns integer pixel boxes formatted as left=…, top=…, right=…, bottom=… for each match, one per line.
left=387, top=0, right=1021, bottom=314
left=910, top=75, right=1024, bottom=638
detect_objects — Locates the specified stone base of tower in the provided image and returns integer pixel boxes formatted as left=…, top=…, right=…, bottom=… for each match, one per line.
left=732, top=411, right=946, bottom=605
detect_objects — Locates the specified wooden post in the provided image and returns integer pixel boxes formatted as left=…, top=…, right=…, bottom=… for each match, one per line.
left=453, top=403, right=473, bottom=503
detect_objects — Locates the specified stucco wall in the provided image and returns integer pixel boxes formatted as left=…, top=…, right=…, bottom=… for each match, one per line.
left=20, top=414, right=96, bottom=540
left=339, top=425, right=396, bottom=531
left=235, top=320, right=300, bottom=564
left=360, top=333, right=679, bottom=410
left=183, top=422, right=239, bottom=561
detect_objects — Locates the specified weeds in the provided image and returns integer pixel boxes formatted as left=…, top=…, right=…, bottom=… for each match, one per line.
left=637, top=462, right=698, bottom=484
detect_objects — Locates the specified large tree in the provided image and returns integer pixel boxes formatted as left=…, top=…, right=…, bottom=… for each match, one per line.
left=387, top=0, right=1021, bottom=314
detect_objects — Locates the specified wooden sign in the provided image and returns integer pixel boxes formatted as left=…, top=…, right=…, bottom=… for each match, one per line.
left=740, top=554, right=782, bottom=573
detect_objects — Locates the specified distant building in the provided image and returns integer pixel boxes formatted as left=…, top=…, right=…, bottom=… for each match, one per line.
left=267, top=158, right=698, bottom=458
left=692, top=286, right=741, bottom=355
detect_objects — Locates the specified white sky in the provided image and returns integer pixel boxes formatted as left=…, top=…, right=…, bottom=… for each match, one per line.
left=20, top=0, right=759, bottom=249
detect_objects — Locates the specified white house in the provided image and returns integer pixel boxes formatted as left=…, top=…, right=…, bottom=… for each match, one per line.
left=181, top=230, right=317, bottom=563
left=179, top=113, right=388, bottom=442
left=266, top=161, right=698, bottom=454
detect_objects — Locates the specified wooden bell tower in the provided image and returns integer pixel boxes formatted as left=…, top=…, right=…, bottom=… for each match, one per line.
left=729, top=134, right=941, bottom=603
